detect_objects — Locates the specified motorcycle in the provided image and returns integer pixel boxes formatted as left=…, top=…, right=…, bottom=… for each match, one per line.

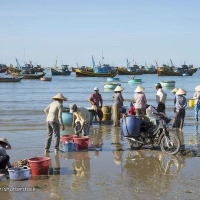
left=121, top=112, right=181, bottom=155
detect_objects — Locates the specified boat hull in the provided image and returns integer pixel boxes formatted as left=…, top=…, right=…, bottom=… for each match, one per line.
left=104, top=82, right=121, bottom=89
left=50, top=68, right=71, bottom=76
left=75, top=69, right=117, bottom=77
left=117, top=68, right=142, bottom=75
left=40, top=77, right=52, bottom=81
left=0, top=77, right=22, bottom=82
left=9, top=71, right=46, bottom=79
left=128, top=79, right=142, bottom=83
left=107, top=78, right=120, bottom=82
left=157, top=68, right=198, bottom=76
left=161, top=82, right=175, bottom=87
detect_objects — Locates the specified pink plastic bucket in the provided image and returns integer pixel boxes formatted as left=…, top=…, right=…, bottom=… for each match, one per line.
left=73, top=136, right=90, bottom=150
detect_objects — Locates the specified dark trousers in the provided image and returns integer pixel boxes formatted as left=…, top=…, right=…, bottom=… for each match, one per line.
left=171, top=109, right=185, bottom=129
left=157, top=103, right=166, bottom=113
left=0, top=155, right=10, bottom=169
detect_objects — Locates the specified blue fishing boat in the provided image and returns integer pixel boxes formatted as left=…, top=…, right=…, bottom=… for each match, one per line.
left=128, top=77, right=142, bottom=84
left=160, top=80, right=175, bottom=87
left=50, top=65, right=71, bottom=76
left=107, top=77, right=120, bottom=82
left=103, top=82, right=121, bottom=89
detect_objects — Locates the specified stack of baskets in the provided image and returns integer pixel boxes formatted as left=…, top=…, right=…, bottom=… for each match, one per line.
left=102, top=105, right=112, bottom=121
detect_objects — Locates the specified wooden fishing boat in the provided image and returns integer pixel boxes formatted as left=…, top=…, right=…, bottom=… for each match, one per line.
left=103, top=82, right=121, bottom=89
left=40, top=77, right=52, bottom=81
left=117, top=67, right=142, bottom=75
left=128, top=78, right=142, bottom=83
left=74, top=68, right=117, bottom=77
left=160, top=80, right=175, bottom=87
left=50, top=65, right=71, bottom=76
left=0, top=76, right=22, bottom=82
left=9, top=71, right=46, bottom=79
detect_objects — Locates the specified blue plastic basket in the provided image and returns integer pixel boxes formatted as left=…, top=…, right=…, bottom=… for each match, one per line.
left=8, top=166, right=31, bottom=180
left=62, top=141, right=77, bottom=152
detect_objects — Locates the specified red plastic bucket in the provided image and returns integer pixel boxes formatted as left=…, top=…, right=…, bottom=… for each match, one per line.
left=28, top=157, right=51, bottom=175
left=73, top=136, right=90, bottom=150
left=61, top=135, right=78, bottom=143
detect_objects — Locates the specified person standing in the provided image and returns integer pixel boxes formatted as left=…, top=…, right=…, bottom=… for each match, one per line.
left=193, top=85, right=200, bottom=123
left=134, top=86, right=147, bottom=116
left=0, top=138, right=12, bottom=170
left=70, top=104, right=90, bottom=136
left=171, top=89, right=187, bottom=131
left=112, top=86, right=124, bottom=127
left=171, top=88, right=178, bottom=113
left=154, top=83, right=167, bottom=113
left=88, top=87, right=103, bottom=125
left=44, top=93, right=67, bottom=153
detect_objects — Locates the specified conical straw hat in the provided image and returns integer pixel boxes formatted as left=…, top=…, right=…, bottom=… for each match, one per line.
left=0, top=137, right=11, bottom=149
left=171, top=87, right=178, bottom=93
left=52, top=93, right=68, bottom=101
left=114, top=86, right=124, bottom=92
left=195, top=85, right=200, bottom=92
left=134, top=86, right=145, bottom=93
left=176, top=88, right=186, bottom=95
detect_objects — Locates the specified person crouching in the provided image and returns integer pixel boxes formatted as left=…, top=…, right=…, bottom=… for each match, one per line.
left=70, top=104, right=90, bottom=136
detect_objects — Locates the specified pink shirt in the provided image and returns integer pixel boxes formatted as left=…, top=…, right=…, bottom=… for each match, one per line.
left=134, top=92, right=147, bottom=109
left=89, top=93, right=102, bottom=107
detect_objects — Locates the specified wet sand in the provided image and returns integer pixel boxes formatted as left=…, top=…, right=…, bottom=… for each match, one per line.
left=0, top=122, right=200, bottom=200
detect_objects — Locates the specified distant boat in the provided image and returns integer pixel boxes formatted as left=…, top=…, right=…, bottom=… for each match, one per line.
left=160, top=80, right=175, bottom=87
left=0, top=76, right=22, bottom=82
left=9, top=71, right=46, bottom=79
left=50, top=65, right=71, bottom=76
left=40, top=77, right=52, bottom=81
left=103, top=82, right=121, bottom=89
left=128, top=77, right=142, bottom=83
left=107, top=77, right=120, bottom=82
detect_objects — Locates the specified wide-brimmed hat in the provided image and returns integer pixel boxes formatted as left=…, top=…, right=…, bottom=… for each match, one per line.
left=154, top=83, right=162, bottom=88
left=171, top=88, right=178, bottom=93
left=70, top=103, right=77, bottom=113
left=0, top=138, right=11, bottom=149
left=52, top=93, right=67, bottom=101
left=195, top=85, right=200, bottom=92
left=114, top=86, right=124, bottom=92
left=176, top=88, right=186, bottom=95
left=134, top=86, right=145, bottom=93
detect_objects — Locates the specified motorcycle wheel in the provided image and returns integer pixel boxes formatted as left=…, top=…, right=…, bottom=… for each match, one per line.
left=127, top=139, right=143, bottom=150
left=160, top=132, right=180, bottom=155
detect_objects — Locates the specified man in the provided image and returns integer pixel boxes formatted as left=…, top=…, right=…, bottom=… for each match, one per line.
left=88, top=87, right=103, bottom=125
left=44, top=93, right=67, bottom=153
left=0, top=138, right=11, bottom=171
left=154, top=83, right=167, bottom=113
left=70, top=104, right=90, bottom=136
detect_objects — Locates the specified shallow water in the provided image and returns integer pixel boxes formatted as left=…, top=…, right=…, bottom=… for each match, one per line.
left=0, top=69, right=200, bottom=199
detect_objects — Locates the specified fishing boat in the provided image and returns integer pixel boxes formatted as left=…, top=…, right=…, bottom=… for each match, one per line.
left=107, top=77, right=120, bottom=82
left=9, top=71, right=46, bottom=79
left=0, top=76, right=22, bottom=82
left=40, top=77, right=52, bottom=81
left=103, top=82, right=121, bottom=89
left=128, top=78, right=142, bottom=83
left=117, top=67, right=142, bottom=75
left=160, top=80, right=175, bottom=87
left=50, top=65, right=71, bottom=76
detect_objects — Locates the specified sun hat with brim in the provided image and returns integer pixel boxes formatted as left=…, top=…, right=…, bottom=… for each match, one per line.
left=195, top=85, right=200, bottom=92
left=0, top=138, right=11, bottom=149
left=154, top=83, right=162, bottom=88
left=176, top=88, right=186, bottom=95
left=52, top=93, right=67, bottom=101
left=70, top=103, right=77, bottom=113
left=134, top=86, right=145, bottom=93
left=114, top=86, right=124, bottom=92
left=171, top=88, right=178, bottom=93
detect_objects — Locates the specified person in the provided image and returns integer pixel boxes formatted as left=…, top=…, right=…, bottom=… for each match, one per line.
left=131, top=76, right=135, bottom=80
left=88, top=87, right=103, bottom=125
left=134, top=86, right=147, bottom=116
left=171, top=88, right=187, bottom=131
left=44, top=93, right=67, bottom=153
left=70, top=104, right=90, bottom=136
left=193, top=85, right=200, bottom=123
left=112, top=86, right=124, bottom=127
left=0, top=138, right=12, bottom=171
left=154, top=83, right=167, bottom=113
left=171, top=88, right=178, bottom=113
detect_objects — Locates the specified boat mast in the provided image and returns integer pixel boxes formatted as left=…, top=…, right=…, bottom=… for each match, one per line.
left=102, top=50, right=104, bottom=66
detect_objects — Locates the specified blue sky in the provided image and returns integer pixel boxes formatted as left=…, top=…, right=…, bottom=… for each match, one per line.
left=0, top=0, right=199, bottom=67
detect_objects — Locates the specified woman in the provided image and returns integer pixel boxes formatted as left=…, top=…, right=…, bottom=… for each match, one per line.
left=112, top=86, right=124, bottom=127
left=171, top=88, right=187, bottom=131
left=193, top=85, right=200, bottom=123
left=134, top=86, right=147, bottom=116
left=44, top=93, right=67, bottom=153
left=0, top=137, right=12, bottom=170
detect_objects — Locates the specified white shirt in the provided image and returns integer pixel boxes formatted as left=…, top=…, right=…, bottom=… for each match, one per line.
left=193, top=91, right=200, bottom=104
left=44, top=101, right=64, bottom=125
left=74, top=107, right=90, bottom=124
left=156, top=88, right=167, bottom=104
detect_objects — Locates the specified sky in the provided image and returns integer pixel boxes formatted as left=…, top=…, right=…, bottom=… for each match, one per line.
left=0, top=0, right=199, bottom=68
